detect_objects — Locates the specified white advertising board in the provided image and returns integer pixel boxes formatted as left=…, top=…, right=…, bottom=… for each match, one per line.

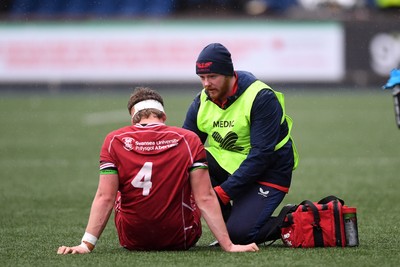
left=0, top=21, right=344, bottom=83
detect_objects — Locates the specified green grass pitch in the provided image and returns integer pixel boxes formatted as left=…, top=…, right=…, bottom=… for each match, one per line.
left=0, top=87, right=399, bottom=266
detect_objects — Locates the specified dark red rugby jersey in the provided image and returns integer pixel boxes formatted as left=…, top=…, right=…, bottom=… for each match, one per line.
left=100, top=123, right=206, bottom=250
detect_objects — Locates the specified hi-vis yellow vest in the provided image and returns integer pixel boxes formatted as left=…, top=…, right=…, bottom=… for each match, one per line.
left=197, top=80, right=298, bottom=174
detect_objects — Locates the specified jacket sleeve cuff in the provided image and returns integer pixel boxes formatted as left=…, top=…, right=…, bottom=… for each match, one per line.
left=214, top=186, right=230, bottom=205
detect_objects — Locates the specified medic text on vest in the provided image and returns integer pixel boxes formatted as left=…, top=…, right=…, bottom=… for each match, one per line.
left=213, top=120, right=235, bottom=128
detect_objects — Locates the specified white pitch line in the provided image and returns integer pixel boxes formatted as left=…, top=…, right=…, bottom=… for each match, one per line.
left=0, top=158, right=70, bottom=168
left=83, top=110, right=129, bottom=125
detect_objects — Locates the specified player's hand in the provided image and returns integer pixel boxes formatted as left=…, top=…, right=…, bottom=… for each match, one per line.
left=226, top=243, right=259, bottom=252
left=57, top=244, right=90, bottom=255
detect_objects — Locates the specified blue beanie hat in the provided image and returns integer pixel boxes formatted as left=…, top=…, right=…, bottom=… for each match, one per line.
left=196, top=43, right=234, bottom=76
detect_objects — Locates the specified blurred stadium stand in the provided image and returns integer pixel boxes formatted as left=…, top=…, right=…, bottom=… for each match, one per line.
left=0, top=0, right=399, bottom=91
left=0, top=0, right=398, bottom=20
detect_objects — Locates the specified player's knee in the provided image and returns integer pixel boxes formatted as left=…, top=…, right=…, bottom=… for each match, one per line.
left=227, top=225, right=257, bottom=244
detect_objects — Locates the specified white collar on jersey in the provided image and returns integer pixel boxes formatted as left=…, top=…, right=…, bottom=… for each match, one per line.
left=134, top=122, right=165, bottom=127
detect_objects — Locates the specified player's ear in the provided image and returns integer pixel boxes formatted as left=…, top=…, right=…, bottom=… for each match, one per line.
left=130, top=108, right=135, bottom=124
left=162, top=112, right=167, bottom=122
left=130, top=109, right=138, bottom=125
left=130, top=111, right=134, bottom=124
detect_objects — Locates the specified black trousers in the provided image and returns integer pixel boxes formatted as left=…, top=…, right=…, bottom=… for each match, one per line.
left=206, top=151, right=286, bottom=244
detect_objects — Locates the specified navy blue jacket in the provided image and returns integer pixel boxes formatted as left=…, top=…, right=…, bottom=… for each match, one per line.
left=183, top=71, right=294, bottom=199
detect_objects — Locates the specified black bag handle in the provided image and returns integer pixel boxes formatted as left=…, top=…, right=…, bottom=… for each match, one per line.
left=263, top=204, right=297, bottom=244
left=318, top=195, right=345, bottom=206
left=300, top=200, right=324, bottom=247
left=300, top=200, right=321, bottom=225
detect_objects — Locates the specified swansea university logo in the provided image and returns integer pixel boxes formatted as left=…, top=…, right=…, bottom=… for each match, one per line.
left=122, top=137, right=135, bottom=151
left=211, top=131, right=244, bottom=152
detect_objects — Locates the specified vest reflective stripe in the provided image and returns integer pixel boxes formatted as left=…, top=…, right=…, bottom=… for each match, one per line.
left=197, top=80, right=298, bottom=173
left=251, top=81, right=298, bottom=170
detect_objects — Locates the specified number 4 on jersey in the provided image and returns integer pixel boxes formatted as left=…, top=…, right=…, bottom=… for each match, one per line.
left=131, top=162, right=153, bottom=196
